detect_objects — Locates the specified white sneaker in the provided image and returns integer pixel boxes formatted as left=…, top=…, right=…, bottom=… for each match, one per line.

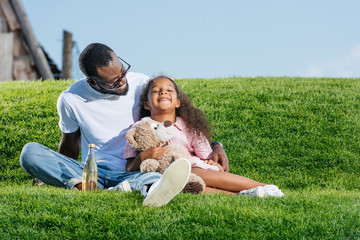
left=239, top=185, right=284, bottom=198
left=239, top=186, right=266, bottom=197
left=143, top=158, right=191, bottom=207
left=263, top=185, right=284, bottom=197
left=107, top=180, right=132, bottom=192
left=147, top=179, right=160, bottom=195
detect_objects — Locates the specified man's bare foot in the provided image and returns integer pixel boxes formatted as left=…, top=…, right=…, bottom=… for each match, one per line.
left=75, top=183, right=101, bottom=190
left=32, top=178, right=44, bottom=186
left=75, top=183, right=83, bottom=190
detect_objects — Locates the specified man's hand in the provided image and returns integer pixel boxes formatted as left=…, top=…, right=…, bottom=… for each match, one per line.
left=211, top=144, right=229, bottom=172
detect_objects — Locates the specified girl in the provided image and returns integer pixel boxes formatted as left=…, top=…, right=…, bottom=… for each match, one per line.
left=125, top=76, right=284, bottom=197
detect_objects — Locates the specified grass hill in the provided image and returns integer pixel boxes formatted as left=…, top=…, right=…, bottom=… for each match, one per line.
left=0, top=77, right=359, bottom=239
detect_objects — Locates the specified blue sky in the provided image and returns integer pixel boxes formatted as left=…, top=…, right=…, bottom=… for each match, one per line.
left=23, top=0, right=360, bottom=79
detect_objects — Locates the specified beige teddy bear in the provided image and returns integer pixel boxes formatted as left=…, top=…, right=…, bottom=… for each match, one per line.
left=126, top=118, right=206, bottom=193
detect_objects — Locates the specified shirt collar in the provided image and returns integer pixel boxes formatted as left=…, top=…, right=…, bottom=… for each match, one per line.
left=174, top=117, right=185, bottom=131
left=140, top=116, right=185, bottom=131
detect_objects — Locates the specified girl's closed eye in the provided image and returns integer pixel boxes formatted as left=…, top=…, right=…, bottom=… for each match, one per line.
left=152, top=88, right=174, bottom=94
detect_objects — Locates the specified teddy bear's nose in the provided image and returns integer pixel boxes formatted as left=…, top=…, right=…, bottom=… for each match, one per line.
left=163, top=120, right=172, bottom=128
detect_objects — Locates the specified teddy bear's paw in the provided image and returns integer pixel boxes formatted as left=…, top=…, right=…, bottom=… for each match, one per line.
left=140, top=159, right=160, bottom=172
left=182, top=173, right=206, bottom=194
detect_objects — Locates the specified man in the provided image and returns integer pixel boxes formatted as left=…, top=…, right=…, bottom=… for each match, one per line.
left=20, top=43, right=228, bottom=206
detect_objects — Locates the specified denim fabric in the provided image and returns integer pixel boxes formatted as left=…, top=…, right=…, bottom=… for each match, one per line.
left=20, top=142, right=161, bottom=197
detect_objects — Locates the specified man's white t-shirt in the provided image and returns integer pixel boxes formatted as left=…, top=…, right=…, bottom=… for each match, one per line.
left=57, top=72, right=149, bottom=171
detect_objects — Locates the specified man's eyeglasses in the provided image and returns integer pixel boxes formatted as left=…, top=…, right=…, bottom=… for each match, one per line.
left=90, top=56, right=131, bottom=89
left=109, top=56, right=131, bottom=89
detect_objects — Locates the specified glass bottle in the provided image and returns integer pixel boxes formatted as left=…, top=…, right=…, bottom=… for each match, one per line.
left=82, top=144, right=98, bottom=191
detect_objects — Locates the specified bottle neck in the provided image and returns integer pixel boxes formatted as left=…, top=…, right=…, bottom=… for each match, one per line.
left=88, top=147, right=95, bottom=155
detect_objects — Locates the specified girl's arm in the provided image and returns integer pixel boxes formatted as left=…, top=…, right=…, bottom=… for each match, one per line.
left=190, top=134, right=225, bottom=172
left=204, top=159, right=224, bottom=172
left=126, top=145, right=168, bottom=172
left=190, top=133, right=229, bottom=171
left=190, top=156, right=222, bottom=172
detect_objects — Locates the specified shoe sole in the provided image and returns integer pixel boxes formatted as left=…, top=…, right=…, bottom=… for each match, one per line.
left=143, top=158, right=191, bottom=207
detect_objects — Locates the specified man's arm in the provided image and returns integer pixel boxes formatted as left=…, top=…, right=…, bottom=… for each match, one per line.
left=211, top=142, right=229, bottom=172
left=126, top=155, right=142, bottom=172
left=58, top=128, right=81, bottom=160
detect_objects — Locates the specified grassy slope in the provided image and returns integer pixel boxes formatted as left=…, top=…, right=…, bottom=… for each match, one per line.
left=179, top=77, right=360, bottom=190
left=0, top=77, right=359, bottom=239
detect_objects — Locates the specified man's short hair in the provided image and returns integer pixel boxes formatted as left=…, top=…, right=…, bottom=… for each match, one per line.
left=79, top=43, right=114, bottom=77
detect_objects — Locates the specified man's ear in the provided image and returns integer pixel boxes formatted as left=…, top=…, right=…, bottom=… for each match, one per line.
left=144, top=102, right=151, bottom=110
left=87, top=78, right=96, bottom=87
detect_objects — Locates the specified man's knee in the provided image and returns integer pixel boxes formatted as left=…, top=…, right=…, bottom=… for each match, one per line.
left=20, top=142, right=43, bottom=173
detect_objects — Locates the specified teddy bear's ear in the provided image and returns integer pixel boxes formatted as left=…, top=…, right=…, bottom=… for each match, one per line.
left=126, top=128, right=139, bottom=149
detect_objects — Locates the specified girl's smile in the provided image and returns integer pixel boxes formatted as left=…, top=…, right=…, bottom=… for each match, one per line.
left=144, top=77, right=180, bottom=122
left=158, top=96, right=171, bottom=102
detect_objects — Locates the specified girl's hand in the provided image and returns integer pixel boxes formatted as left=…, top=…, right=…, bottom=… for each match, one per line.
left=139, top=143, right=168, bottom=161
left=204, top=159, right=225, bottom=172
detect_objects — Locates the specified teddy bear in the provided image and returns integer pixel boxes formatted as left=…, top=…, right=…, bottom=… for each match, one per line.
left=126, top=118, right=206, bottom=193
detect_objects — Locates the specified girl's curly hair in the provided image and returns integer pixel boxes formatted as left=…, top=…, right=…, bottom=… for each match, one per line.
left=139, top=76, right=211, bottom=140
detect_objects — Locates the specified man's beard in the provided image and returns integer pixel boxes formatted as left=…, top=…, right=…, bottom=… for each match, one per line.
left=92, top=83, right=129, bottom=96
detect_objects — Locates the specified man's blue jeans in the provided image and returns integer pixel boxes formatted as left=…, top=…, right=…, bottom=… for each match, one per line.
left=19, top=142, right=161, bottom=197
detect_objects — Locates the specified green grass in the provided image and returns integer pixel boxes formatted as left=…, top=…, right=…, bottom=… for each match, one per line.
left=1, top=77, right=360, bottom=239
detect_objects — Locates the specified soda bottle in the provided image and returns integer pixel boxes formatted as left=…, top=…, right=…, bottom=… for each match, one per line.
left=82, top=144, right=98, bottom=191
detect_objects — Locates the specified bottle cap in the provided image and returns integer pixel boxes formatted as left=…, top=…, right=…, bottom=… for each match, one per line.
left=88, top=144, right=95, bottom=148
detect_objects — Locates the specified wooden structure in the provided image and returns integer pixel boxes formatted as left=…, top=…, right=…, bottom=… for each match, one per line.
left=61, top=30, right=72, bottom=79
left=0, top=0, right=55, bottom=81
